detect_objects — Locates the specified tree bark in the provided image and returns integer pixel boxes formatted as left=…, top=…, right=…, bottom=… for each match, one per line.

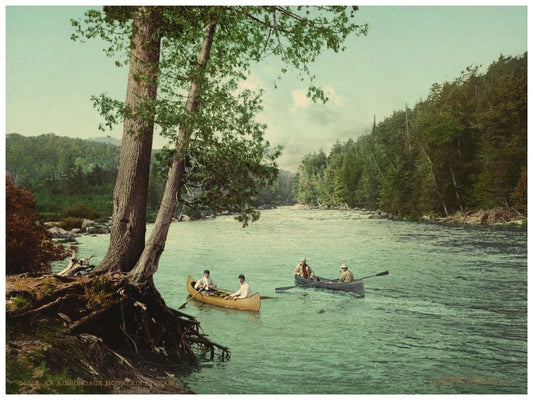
left=96, top=7, right=162, bottom=273
left=417, top=138, right=449, bottom=216
left=450, top=166, right=464, bottom=212
left=129, top=22, right=217, bottom=284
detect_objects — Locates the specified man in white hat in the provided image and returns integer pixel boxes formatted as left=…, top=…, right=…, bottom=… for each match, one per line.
left=339, top=264, right=354, bottom=283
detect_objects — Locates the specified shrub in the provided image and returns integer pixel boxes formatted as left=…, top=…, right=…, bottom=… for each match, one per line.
left=37, top=212, right=62, bottom=222
left=61, top=204, right=100, bottom=220
left=59, top=217, right=84, bottom=231
left=86, top=225, right=109, bottom=235
left=6, top=177, right=71, bottom=275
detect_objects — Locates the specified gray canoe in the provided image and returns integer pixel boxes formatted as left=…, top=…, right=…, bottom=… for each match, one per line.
left=294, top=275, right=364, bottom=296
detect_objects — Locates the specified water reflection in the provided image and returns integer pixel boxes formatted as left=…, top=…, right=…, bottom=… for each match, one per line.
left=187, top=299, right=262, bottom=321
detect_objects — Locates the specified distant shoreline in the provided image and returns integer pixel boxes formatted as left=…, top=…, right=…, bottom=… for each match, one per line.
left=290, top=204, right=526, bottom=226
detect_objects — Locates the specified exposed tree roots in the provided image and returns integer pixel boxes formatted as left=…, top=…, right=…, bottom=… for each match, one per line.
left=6, top=271, right=230, bottom=393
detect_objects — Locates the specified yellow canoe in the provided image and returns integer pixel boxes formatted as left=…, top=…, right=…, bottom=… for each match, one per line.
left=186, top=275, right=261, bottom=312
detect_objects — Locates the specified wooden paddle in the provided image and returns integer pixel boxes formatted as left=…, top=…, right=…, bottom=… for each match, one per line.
left=178, top=288, right=204, bottom=309
left=275, top=279, right=326, bottom=292
left=204, top=285, right=278, bottom=300
left=219, top=289, right=279, bottom=300
left=275, top=270, right=389, bottom=292
left=275, top=276, right=342, bottom=291
left=359, top=270, right=389, bottom=280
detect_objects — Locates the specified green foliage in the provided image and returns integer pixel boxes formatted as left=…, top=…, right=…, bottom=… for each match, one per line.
left=253, top=170, right=296, bottom=207
left=59, top=217, right=84, bottom=231
left=71, top=6, right=366, bottom=228
left=6, top=133, right=120, bottom=189
left=76, top=6, right=368, bottom=145
left=293, top=150, right=328, bottom=206
left=12, top=297, right=29, bottom=309
left=6, top=134, right=120, bottom=216
left=62, top=204, right=101, bottom=220
left=235, top=208, right=261, bottom=228
left=176, top=122, right=282, bottom=220
left=6, top=132, right=294, bottom=225
left=294, top=53, right=527, bottom=218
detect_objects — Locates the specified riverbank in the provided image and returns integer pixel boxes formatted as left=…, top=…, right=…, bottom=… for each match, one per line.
left=291, top=204, right=526, bottom=226
left=434, top=207, right=526, bottom=226
left=5, top=273, right=227, bottom=394
left=6, top=331, right=192, bottom=394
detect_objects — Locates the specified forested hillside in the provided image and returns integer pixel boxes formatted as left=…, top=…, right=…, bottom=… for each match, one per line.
left=6, top=133, right=294, bottom=219
left=6, top=133, right=121, bottom=216
left=293, top=53, right=527, bottom=218
left=6, top=133, right=120, bottom=186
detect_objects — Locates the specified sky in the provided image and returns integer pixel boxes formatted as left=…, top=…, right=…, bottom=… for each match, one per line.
left=3, top=2, right=528, bottom=172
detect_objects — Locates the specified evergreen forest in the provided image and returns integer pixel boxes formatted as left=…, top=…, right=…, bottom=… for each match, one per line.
left=293, top=53, right=527, bottom=218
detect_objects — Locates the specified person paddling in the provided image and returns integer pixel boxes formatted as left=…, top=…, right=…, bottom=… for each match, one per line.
left=225, top=274, right=251, bottom=300
left=194, top=269, right=217, bottom=292
left=293, top=257, right=311, bottom=277
left=339, top=264, right=354, bottom=283
left=293, top=258, right=318, bottom=281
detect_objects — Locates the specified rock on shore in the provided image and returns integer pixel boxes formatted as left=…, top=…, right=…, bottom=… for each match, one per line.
left=437, top=207, right=525, bottom=225
left=47, top=226, right=80, bottom=239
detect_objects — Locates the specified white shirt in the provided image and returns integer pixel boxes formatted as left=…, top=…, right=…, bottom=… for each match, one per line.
left=194, top=276, right=216, bottom=290
left=231, top=282, right=251, bottom=299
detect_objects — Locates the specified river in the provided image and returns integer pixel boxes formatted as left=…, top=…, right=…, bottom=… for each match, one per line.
left=58, top=207, right=527, bottom=394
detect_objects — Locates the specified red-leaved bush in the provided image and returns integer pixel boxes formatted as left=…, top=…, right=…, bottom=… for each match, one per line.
left=6, top=176, right=71, bottom=275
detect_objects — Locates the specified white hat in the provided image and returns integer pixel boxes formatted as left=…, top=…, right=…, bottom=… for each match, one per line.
left=340, top=264, right=347, bottom=270
left=301, top=257, right=306, bottom=262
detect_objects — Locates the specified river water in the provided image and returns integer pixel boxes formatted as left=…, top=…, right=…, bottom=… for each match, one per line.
left=60, top=207, right=527, bottom=394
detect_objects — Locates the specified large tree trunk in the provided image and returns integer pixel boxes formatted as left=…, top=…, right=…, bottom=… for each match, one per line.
left=96, top=7, right=162, bottom=273
left=129, top=23, right=217, bottom=284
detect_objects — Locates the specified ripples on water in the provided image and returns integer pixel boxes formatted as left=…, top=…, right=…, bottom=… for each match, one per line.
left=66, top=208, right=527, bottom=394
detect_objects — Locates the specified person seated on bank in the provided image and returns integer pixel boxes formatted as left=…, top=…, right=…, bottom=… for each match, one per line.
left=225, top=274, right=251, bottom=300
left=293, top=258, right=318, bottom=281
left=194, top=269, right=217, bottom=291
left=339, top=264, right=354, bottom=283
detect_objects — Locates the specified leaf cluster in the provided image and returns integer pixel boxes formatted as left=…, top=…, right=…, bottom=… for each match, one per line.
left=72, top=6, right=365, bottom=220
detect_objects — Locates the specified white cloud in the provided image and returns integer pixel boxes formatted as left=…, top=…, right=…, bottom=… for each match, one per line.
left=290, top=89, right=312, bottom=112
left=324, top=85, right=344, bottom=106
left=290, top=86, right=344, bottom=113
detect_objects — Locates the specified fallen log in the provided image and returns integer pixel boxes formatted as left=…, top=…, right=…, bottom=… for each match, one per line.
left=58, top=255, right=96, bottom=276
